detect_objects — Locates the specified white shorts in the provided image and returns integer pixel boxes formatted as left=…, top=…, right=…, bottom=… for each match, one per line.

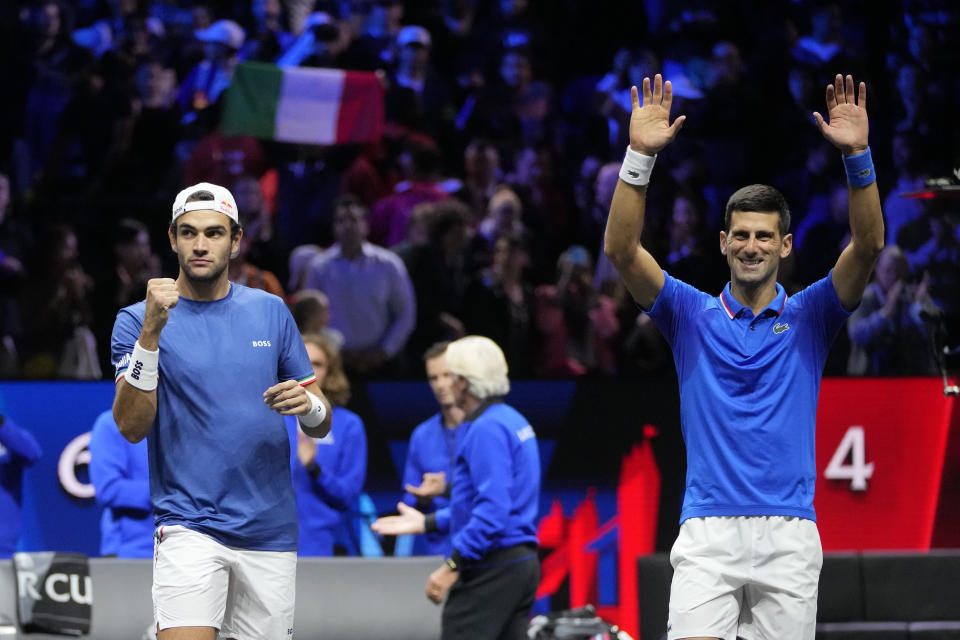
left=667, top=516, right=822, bottom=640
left=153, top=525, right=297, bottom=640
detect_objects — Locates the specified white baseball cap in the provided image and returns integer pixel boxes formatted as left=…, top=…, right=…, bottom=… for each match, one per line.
left=194, top=20, right=245, bottom=50
left=171, top=182, right=239, bottom=224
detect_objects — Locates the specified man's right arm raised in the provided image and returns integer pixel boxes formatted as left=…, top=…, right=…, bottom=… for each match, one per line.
left=603, top=75, right=685, bottom=310
left=113, top=278, right=179, bottom=443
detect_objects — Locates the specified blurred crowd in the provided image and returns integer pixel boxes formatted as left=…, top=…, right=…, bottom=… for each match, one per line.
left=0, top=0, right=957, bottom=380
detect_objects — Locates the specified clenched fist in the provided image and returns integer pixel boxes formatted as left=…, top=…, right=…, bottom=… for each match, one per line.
left=141, top=278, right=179, bottom=346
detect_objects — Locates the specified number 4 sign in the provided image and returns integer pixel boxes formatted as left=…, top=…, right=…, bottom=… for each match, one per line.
left=823, top=426, right=874, bottom=491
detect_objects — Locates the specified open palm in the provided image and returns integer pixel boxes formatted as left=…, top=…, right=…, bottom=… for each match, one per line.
left=629, top=74, right=686, bottom=156
left=814, top=74, right=869, bottom=156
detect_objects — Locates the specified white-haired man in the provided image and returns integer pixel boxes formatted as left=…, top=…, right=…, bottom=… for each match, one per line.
left=372, top=335, right=540, bottom=640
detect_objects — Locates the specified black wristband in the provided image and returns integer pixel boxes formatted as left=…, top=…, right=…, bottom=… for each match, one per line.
left=424, top=512, right=438, bottom=533
left=307, top=462, right=321, bottom=479
left=445, top=550, right=463, bottom=571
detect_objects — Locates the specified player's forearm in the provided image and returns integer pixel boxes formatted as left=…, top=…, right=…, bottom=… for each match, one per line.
left=113, top=382, right=157, bottom=443
left=846, top=181, right=884, bottom=260
left=604, top=181, right=649, bottom=267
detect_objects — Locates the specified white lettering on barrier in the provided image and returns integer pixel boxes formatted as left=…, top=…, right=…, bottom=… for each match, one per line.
left=17, top=571, right=41, bottom=600
left=58, top=432, right=95, bottom=499
left=70, top=574, right=93, bottom=605
left=45, top=573, right=70, bottom=603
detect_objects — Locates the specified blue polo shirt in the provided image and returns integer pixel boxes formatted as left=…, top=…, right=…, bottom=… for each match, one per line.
left=648, top=271, right=851, bottom=523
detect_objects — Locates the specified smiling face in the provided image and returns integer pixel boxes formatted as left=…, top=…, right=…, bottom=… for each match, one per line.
left=720, top=210, right=792, bottom=289
left=169, top=209, right=240, bottom=285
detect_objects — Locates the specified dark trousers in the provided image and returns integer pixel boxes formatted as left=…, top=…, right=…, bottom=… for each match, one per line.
left=442, top=549, right=539, bottom=640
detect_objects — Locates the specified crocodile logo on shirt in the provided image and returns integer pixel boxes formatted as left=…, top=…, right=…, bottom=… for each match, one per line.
left=627, top=170, right=640, bottom=178
left=773, top=322, right=790, bottom=335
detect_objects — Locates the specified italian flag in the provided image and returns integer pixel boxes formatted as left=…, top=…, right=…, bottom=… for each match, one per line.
left=221, top=62, right=384, bottom=145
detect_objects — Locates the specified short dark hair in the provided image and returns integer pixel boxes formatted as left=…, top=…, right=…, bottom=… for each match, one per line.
left=724, top=184, right=791, bottom=237
left=423, top=341, right=450, bottom=362
left=170, top=189, right=241, bottom=238
left=332, top=193, right=368, bottom=218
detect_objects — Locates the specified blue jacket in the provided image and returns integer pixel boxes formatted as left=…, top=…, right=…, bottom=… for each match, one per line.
left=0, top=415, right=42, bottom=557
left=287, top=407, right=367, bottom=556
left=448, top=401, right=540, bottom=562
left=89, top=409, right=153, bottom=558
left=402, top=413, right=461, bottom=555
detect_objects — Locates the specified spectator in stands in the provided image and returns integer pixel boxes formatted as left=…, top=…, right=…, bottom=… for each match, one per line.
left=847, top=246, right=940, bottom=376
left=20, top=224, right=100, bottom=379
left=0, top=412, right=42, bottom=558
left=71, top=0, right=165, bottom=60
left=883, top=132, right=927, bottom=248
left=288, top=333, right=367, bottom=556
left=0, top=172, right=31, bottom=377
left=289, top=289, right=344, bottom=352
left=231, top=175, right=286, bottom=284
left=535, top=245, right=619, bottom=376
left=94, top=218, right=160, bottom=373
left=177, top=19, right=245, bottom=128
left=400, top=341, right=464, bottom=556
left=383, top=25, right=450, bottom=138
left=402, top=200, right=475, bottom=364
left=303, top=195, right=416, bottom=375
left=370, top=143, right=450, bottom=247
left=89, top=408, right=152, bottom=558
left=476, top=186, right=525, bottom=249
left=227, top=211, right=285, bottom=298
left=276, top=11, right=348, bottom=69
left=458, top=138, right=501, bottom=218
left=239, top=0, right=293, bottom=63
left=463, top=232, right=538, bottom=377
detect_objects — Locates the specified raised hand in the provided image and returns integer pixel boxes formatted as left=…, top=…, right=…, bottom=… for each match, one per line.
left=141, top=278, right=179, bottom=346
left=629, top=74, right=686, bottom=156
left=813, top=74, right=869, bottom=156
left=405, top=471, right=446, bottom=498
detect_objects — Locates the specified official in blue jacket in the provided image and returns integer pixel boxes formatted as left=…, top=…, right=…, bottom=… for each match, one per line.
left=288, top=333, right=367, bottom=556
left=0, top=413, right=42, bottom=558
left=373, top=336, right=540, bottom=640
left=89, top=408, right=153, bottom=557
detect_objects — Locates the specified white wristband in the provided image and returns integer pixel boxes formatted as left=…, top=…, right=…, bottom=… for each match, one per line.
left=298, top=389, right=327, bottom=428
left=125, top=341, right=159, bottom=391
left=619, top=146, right=657, bottom=186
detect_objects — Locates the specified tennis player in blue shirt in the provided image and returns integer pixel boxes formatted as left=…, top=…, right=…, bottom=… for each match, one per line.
left=112, top=182, right=332, bottom=640
left=604, top=74, right=884, bottom=640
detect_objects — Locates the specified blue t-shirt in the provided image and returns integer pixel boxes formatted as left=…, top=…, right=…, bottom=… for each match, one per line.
left=450, top=402, right=540, bottom=561
left=286, top=408, right=367, bottom=556
left=89, top=409, right=153, bottom=558
left=402, top=413, right=461, bottom=556
left=111, top=284, right=314, bottom=551
left=648, top=272, right=851, bottom=523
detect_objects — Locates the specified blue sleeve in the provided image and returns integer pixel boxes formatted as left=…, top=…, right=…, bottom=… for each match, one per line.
left=381, top=257, right=417, bottom=357
left=401, top=425, right=425, bottom=508
left=275, top=299, right=314, bottom=383
left=451, top=422, right=513, bottom=560
left=311, top=412, right=367, bottom=512
left=647, top=271, right=701, bottom=346
left=89, top=411, right=150, bottom=512
left=111, top=308, right=143, bottom=381
left=808, top=270, right=855, bottom=343
left=0, top=418, right=42, bottom=465
left=434, top=507, right=450, bottom=534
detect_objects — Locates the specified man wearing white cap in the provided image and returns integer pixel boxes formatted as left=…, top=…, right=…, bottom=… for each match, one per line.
left=373, top=336, right=540, bottom=640
left=111, top=182, right=331, bottom=640
left=178, top=20, right=245, bottom=125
